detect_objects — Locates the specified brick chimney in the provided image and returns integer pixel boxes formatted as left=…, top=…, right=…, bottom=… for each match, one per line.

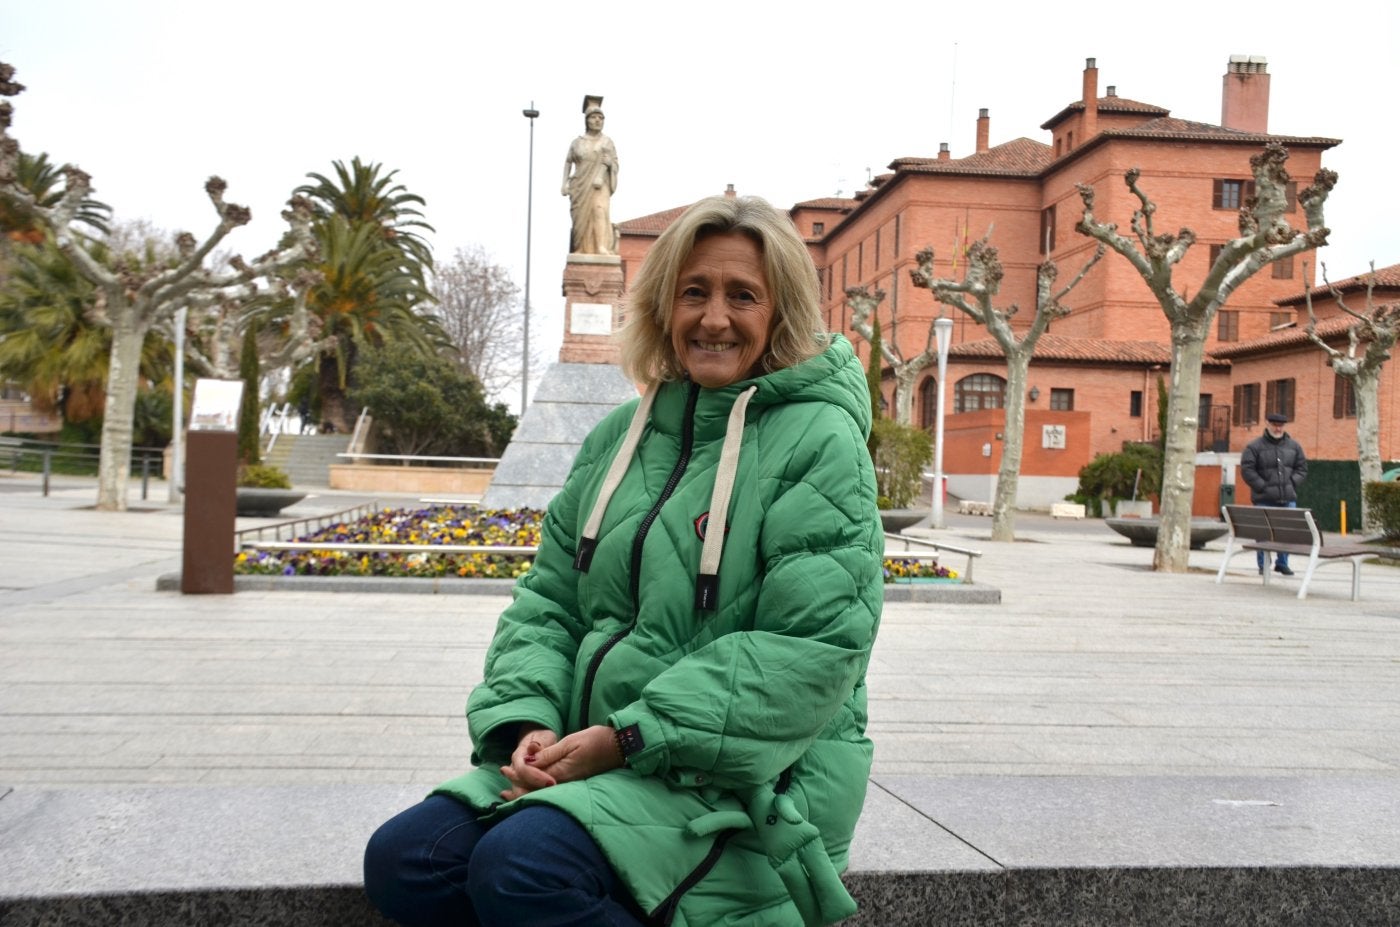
left=938, top=142, right=951, bottom=161
left=975, top=109, right=989, bottom=154
left=724, top=183, right=736, bottom=199
left=1222, top=55, right=1269, bottom=133
left=1082, top=57, right=1099, bottom=140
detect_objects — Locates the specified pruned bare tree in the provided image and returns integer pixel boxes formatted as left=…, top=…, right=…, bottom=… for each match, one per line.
left=911, top=237, right=1103, bottom=541
left=1303, top=261, right=1399, bottom=532
left=430, top=246, right=532, bottom=401
left=1076, top=143, right=1337, bottom=571
left=1, top=62, right=316, bottom=510
left=845, top=285, right=935, bottom=426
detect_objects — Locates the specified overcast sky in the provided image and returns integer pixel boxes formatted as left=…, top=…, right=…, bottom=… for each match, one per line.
left=4, top=0, right=1393, bottom=398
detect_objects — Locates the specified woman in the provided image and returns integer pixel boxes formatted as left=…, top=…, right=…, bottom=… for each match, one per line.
left=365, top=195, right=883, bottom=926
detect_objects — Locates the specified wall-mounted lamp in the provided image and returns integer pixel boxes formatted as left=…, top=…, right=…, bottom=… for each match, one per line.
left=1028, top=386, right=1040, bottom=402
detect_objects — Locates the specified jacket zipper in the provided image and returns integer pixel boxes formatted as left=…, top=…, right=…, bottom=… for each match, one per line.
left=577, top=381, right=701, bottom=728
left=648, top=828, right=738, bottom=926
left=650, top=765, right=800, bottom=924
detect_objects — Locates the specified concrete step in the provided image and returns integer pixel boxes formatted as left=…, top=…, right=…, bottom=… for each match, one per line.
left=2, top=778, right=1397, bottom=926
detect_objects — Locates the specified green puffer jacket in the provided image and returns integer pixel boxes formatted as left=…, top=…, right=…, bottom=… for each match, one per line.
left=435, top=336, right=883, bottom=926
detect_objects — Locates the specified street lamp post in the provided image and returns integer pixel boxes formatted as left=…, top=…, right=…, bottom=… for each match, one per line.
left=932, top=316, right=954, bottom=529
left=521, top=103, right=539, bottom=418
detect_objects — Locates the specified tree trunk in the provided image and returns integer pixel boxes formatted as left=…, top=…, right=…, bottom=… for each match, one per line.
left=96, top=309, right=148, bottom=511
left=1153, top=329, right=1207, bottom=572
left=1354, top=366, right=1382, bottom=532
left=991, top=351, right=1029, bottom=542
left=893, top=365, right=919, bottom=427
left=318, top=354, right=352, bottom=434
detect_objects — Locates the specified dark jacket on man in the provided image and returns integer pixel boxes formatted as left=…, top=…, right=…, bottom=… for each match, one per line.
left=1241, top=429, right=1308, bottom=505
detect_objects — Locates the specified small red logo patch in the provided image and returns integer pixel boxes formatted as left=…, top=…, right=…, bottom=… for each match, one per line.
left=694, top=513, right=730, bottom=540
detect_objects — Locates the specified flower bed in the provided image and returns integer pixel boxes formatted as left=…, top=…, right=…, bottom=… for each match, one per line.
left=234, top=505, right=542, bottom=579
left=235, top=505, right=956, bottom=584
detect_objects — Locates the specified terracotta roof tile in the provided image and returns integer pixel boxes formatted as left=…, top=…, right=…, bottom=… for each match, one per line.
left=1098, top=116, right=1339, bottom=148
left=1275, top=262, right=1400, bottom=306
left=791, top=197, right=857, bottom=211
left=891, top=137, right=1054, bottom=178
left=1208, top=316, right=1354, bottom=358
left=950, top=333, right=1229, bottom=368
left=1040, top=95, right=1171, bottom=130
left=616, top=204, right=691, bottom=236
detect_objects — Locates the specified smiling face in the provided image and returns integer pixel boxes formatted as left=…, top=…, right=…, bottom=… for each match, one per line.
left=669, top=231, right=775, bottom=389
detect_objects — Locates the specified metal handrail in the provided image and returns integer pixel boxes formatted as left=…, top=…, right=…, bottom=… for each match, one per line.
left=233, top=500, right=385, bottom=545
left=882, top=531, right=982, bottom=584
left=336, top=452, right=500, bottom=467
left=348, top=407, right=372, bottom=456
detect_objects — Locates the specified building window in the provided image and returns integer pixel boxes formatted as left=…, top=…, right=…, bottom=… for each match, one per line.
left=1048, top=388, right=1074, bottom=411
left=919, top=376, right=938, bottom=430
left=1232, top=382, right=1260, bottom=426
left=875, top=229, right=882, bottom=269
left=1270, top=311, right=1293, bottom=330
left=1285, top=181, right=1298, bottom=214
left=1272, top=254, right=1294, bottom=279
left=1208, top=243, right=1224, bottom=267
left=812, top=222, right=824, bottom=236
left=1213, top=178, right=1255, bottom=210
left=1067, top=130, right=1074, bottom=150
left=841, top=253, right=848, bottom=290
left=1040, top=205, right=1056, bottom=254
left=1266, top=377, right=1295, bottom=421
left=858, top=242, right=864, bottom=279
left=954, top=373, right=1006, bottom=413
left=1218, top=310, right=1239, bottom=342
left=1130, top=390, right=1143, bottom=417
left=1333, top=374, right=1357, bottom=419
left=894, top=213, right=901, bottom=258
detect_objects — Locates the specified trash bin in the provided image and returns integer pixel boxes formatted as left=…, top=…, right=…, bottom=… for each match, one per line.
left=1219, top=483, right=1236, bottom=508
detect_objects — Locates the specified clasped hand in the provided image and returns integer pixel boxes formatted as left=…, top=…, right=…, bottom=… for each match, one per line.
left=499, top=724, right=622, bottom=801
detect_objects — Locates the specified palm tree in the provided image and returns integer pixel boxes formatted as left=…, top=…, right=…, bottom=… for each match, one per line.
left=293, top=216, right=446, bottom=431
left=295, top=157, right=434, bottom=274
left=1, top=151, right=110, bottom=245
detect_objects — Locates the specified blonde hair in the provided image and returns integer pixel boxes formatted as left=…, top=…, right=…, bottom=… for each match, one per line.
left=619, top=195, right=826, bottom=383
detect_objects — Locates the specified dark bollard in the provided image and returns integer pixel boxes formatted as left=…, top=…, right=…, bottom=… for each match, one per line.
left=141, top=455, right=150, bottom=500
left=42, top=449, right=51, bottom=496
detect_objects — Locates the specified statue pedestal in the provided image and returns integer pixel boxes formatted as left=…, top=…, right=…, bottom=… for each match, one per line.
left=560, top=254, right=624, bottom=365
left=482, top=254, right=635, bottom=511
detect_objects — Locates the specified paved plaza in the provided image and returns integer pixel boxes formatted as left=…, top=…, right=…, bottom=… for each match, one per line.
left=2, top=472, right=1398, bottom=923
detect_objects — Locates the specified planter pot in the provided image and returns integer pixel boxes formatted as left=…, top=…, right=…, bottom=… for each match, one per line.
left=1113, top=499, right=1154, bottom=518
left=236, top=488, right=307, bottom=518
left=1104, top=516, right=1229, bottom=550
left=880, top=508, right=930, bottom=533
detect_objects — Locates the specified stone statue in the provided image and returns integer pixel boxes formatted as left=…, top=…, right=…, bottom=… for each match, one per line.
left=562, top=95, right=619, bottom=256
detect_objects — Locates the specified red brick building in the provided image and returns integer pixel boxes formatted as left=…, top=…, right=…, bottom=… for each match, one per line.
left=618, top=57, right=1389, bottom=507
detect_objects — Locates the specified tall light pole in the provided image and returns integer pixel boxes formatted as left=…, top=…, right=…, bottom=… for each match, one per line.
left=521, top=103, right=539, bottom=418
left=932, top=316, right=954, bottom=529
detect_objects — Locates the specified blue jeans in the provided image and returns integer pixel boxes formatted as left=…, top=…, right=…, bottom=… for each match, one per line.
left=1255, top=499, right=1297, bottom=571
left=364, top=795, right=646, bottom=927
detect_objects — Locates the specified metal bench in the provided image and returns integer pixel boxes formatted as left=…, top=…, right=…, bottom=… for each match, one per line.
left=1215, top=504, right=1397, bottom=601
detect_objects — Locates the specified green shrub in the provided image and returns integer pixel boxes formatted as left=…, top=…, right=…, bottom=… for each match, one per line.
left=870, top=418, right=932, bottom=509
left=1074, top=443, right=1162, bottom=517
left=1363, top=481, right=1400, bottom=539
left=237, top=464, right=291, bottom=489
